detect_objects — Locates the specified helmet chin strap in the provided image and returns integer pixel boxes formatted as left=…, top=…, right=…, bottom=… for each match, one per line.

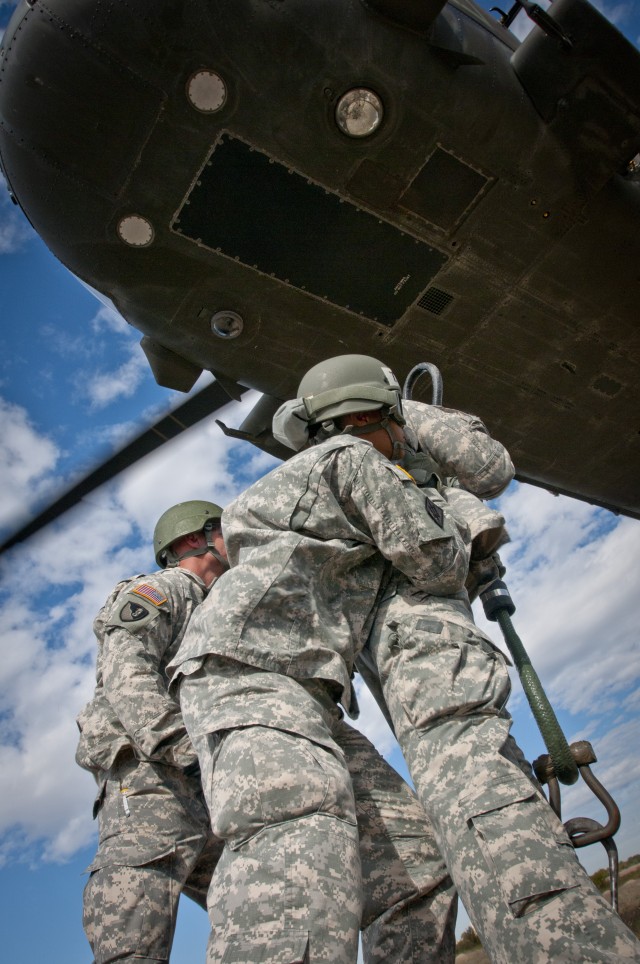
left=311, top=410, right=405, bottom=462
left=172, top=522, right=229, bottom=571
left=202, top=521, right=229, bottom=571
left=343, top=415, right=406, bottom=462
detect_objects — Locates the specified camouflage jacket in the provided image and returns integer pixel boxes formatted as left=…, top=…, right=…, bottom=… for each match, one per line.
left=76, top=567, right=210, bottom=775
left=402, top=399, right=513, bottom=565
left=356, top=401, right=514, bottom=710
left=169, top=435, right=470, bottom=713
left=402, top=399, right=514, bottom=500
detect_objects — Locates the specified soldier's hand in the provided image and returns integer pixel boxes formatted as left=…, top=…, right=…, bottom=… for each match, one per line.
left=465, top=552, right=505, bottom=601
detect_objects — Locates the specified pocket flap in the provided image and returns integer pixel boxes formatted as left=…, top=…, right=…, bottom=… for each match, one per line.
left=462, top=773, right=537, bottom=817
left=221, top=932, right=309, bottom=963
left=85, top=834, right=177, bottom=873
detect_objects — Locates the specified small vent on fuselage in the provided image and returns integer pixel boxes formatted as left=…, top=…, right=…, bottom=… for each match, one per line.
left=417, top=287, right=454, bottom=315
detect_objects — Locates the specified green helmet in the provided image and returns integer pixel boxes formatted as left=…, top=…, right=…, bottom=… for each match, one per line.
left=154, top=500, right=223, bottom=567
left=297, top=354, right=404, bottom=425
left=273, top=354, right=404, bottom=452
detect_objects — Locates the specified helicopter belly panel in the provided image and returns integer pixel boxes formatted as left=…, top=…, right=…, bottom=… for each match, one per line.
left=171, top=134, right=448, bottom=327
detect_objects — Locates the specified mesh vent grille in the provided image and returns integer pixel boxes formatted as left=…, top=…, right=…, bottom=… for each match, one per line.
left=417, top=287, right=454, bottom=315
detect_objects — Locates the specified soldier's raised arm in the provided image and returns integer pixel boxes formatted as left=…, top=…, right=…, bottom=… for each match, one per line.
left=402, top=398, right=514, bottom=499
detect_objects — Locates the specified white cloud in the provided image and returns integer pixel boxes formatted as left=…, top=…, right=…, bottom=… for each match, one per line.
left=470, top=481, right=640, bottom=872
left=0, top=176, right=35, bottom=254
left=557, top=714, right=640, bottom=873
left=477, top=484, right=640, bottom=717
left=0, top=396, right=60, bottom=531
left=350, top=676, right=397, bottom=759
left=0, top=415, right=638, bottom=877
left=64, top=304, right=151, bottom=410
left=0, top=396, right=273, bottom=861
left=81, top=348, right=150, bottom=410
left=89, top=304, right=131, bottom=337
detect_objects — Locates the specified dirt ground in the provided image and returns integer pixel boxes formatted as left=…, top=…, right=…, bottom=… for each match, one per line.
left=456, top=875, right=640, bottom=962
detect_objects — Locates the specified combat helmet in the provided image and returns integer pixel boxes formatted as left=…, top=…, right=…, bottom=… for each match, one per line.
left=298, top=354, right=404, bottom=424
left=154, top=500, right=223, bottom=567
left=273, top=354, right=404, bottom=451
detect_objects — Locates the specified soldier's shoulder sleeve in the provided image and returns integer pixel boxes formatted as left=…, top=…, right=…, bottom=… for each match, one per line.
left=403, top=399, right=514, bottom=498
left=105, top=574, right=170, bottom=633
left=383, top=461, right=419, bottom=484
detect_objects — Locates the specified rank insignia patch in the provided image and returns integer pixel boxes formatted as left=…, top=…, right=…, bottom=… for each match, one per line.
left=120, top=601, right=150, bottom=623
left=131, top=583, right=167, bottom=606
left=424, top=496, right=444, bottom=529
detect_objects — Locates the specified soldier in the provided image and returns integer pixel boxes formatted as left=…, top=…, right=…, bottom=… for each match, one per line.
left=169, top=369, right=470, bottom=963
left=78, top=500, right=459, bottom=964
left=76, top=500, right=227, bottom=964
left=279, top=354, right=640, bottom=964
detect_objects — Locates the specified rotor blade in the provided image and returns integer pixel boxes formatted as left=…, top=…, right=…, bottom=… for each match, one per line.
left=0, top=380, right=248, bottom=554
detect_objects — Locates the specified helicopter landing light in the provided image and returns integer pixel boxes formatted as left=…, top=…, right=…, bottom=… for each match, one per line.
left=211, top=311, right=244, bottom=339
left=187, top=70, right=227, bottom=113
left=117, top=215, right=154, bottom=247
left=335, top=89, right=383, bottom=138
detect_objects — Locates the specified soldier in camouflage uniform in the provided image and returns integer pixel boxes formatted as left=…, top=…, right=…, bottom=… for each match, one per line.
left=76, top=501, right=227, bottom=963
left=79, top=495, right=459, bottom=964
left=282, top=354, right=640, bottom=964
left=169, top=370, right=470, bottom=963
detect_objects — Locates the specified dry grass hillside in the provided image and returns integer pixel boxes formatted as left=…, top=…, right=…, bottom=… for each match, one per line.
left=456, top=854, right=640, bottom=962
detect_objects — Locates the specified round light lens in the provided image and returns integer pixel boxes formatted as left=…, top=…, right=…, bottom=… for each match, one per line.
left=187, top=70, right=227, bottom=113
left=117, top=215, right=154, bottom=247
left=335, top=88, right=383, bottom=138
left=211, top=310, right=243, bottom=339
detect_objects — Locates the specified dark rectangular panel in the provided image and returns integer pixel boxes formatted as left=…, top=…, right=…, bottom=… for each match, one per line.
left=173, top=134, right=447, bottom=326
left=401, top=147, right=490, bottom=230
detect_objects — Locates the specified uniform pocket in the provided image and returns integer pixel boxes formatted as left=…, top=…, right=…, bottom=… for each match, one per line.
left=211, top=726, right=354, bottom=848
left=389, top=616, right=510, bottom=730
left=467, top=776, right=583, bottom=918
left=221, top=932, right=309, bottom=963
left=86, top=839, right=176, bottom=873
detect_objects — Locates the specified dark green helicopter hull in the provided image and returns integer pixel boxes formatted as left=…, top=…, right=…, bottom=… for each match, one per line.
left=1, top=0, right=639, bottom=516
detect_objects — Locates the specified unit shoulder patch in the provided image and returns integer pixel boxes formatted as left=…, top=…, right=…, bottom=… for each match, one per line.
left=107, top=584, right=167, bottom=632
left=119, top=600, right=151, bottom=624
left=424, top=495, right=444, bottom=529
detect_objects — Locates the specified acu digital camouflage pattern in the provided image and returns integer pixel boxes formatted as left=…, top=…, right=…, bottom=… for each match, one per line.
left=169, top=434, right=472, bottom=962
left=368, top=589, right=640, bottom=962
left=340, top=719, right=457, bottom=962
left=402, top=399, right=514, bottom=500
left=179, top=660, right=456, bottom=963
left=77, top=567, right=223, bottom=963
left=77, top=567, right=210, bottom=773
left=402, top=399, right=512, bottom=593
left=364, top=401, right=640, bottom=962
left=170, top=433, right=470, bottom=715
left=83, top=751, right=223, bottom=963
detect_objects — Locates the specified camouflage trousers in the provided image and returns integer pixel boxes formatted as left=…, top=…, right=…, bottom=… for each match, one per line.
left=368, top=592, right=640, bottom=964
left=179, top=657, right=457, bottom=963
left=83, top=750, right=223, bottom=963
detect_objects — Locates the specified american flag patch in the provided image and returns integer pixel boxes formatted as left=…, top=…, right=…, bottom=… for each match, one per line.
left=131, top=583, right=167, bottom=606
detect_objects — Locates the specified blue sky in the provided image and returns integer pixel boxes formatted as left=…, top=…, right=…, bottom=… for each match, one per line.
left=1, top=1, right=639, bottom=961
